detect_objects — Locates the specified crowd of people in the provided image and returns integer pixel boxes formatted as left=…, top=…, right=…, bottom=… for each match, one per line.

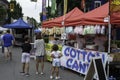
left=0, top=30, right=62, bottom=79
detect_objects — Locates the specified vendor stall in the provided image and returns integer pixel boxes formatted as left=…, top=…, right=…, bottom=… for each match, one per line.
left=3, top=18, right=33, bottom=46
left=42, top=1, right=120, bottom=79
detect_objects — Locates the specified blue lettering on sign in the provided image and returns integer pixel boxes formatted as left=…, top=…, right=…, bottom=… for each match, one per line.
left=102, top=54, right=105, bottom=63
left=63, top=46, right=107, bottom=74
left=66, top=58, right=72, bottom=68
left=81, top=51, right=87, bottom=61
left=64, top=47, right=70, bottom=56
left=70, top=48, right=76, bottom=58
left=72, top=60, right=79, bottom=71
left=66, top=59, right=89, bottom=73
left=87, top=52, right=95, bottom=62
left=96, top=52, right=105, bottom=63
left=76, top=50, right=81, bottom=60
left=96, top=52, right=100, bottom=57
left=79, top=62, right=88, bottom=73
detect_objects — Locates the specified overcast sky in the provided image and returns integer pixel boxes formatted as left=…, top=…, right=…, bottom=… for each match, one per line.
left=7, top=0, right=43, bottom=22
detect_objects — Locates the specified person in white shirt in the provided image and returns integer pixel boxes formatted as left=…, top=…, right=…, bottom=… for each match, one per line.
left=50, top=44, right=62, bottom=79
left=34, top=33, right=46, bottom=75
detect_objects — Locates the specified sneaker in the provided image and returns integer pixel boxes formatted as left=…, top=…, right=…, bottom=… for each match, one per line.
left=20, top=72, right=25, bottom=75
left=50, top=75, right=53, bottom=79
left=41, top=72, right=44, bottom=75
left=25, top=73, right=30, bottom=76
left=55, top=76, right=60, bottom=80
left=36, top=72, right=39, bottom=75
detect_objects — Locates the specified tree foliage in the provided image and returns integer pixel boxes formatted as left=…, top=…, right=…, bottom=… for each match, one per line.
left=52, top=0, right=108, bottom=18
left=0, top=5, right=7, bottom=25
left=4, top=0, right=23, bottom=24
left=9, top=1, right=23, bottom=19
left=0, top=1, right=8, bottom=25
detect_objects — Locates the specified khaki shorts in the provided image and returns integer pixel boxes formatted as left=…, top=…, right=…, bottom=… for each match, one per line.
left=4, top=46, right=12, bottom=53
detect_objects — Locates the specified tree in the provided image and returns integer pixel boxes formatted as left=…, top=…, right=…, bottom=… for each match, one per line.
left=44, top=0, right=108, bottom=22
left=0, top=5, right=7, bottom=25
left=67, top=0, right=81, bottom=11
left=55, top=0, right=82, bottom=16
left=7, top=0, right=23, bottom=23
left=56, top=0, right=108, bottom=15
left=0, top=1, right=8, bottom=26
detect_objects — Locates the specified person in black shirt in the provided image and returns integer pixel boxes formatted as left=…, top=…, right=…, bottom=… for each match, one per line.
left=20, top=37, right=32, bottom=76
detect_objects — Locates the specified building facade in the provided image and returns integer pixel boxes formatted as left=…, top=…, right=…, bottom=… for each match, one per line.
left=90, top=0, right=108, bottom=10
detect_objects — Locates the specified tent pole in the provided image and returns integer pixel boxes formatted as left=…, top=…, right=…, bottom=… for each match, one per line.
left=107, top=15, right=111, bottom=79
left=62, top=15, right=65, bottom=45
left=108, top=15, right=111, bottom=53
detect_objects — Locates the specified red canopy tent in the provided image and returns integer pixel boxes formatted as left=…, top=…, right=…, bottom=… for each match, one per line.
left=43, top=2, right=120, bottom=28
left=42, top=7, right=84, bottom=28
left=65, top=2, right=109, bottom=26
left=110, top=12, right=120, bottom=24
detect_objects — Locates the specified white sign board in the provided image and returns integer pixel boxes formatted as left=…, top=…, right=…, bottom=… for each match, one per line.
left=60, top=46, right=108, bottom=75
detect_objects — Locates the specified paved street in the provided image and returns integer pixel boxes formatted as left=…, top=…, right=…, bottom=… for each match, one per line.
left=0, top=47, right=84, bottom=80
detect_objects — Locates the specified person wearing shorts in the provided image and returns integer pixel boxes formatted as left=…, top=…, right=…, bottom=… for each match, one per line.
left=2, top=30, right=15, bottom=60
left=21, top=37, right=32, bottom=76
left=50, top=44, right=62, bottom=79
left=21, top=52, right=30, bottom=64
left=4, top=46, right=12, bottom=60
left=34, top=33, right=46, bottom=75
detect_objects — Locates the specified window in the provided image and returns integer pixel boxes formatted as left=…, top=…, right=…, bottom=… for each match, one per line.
left=94, top=1, right=101, bottom=8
